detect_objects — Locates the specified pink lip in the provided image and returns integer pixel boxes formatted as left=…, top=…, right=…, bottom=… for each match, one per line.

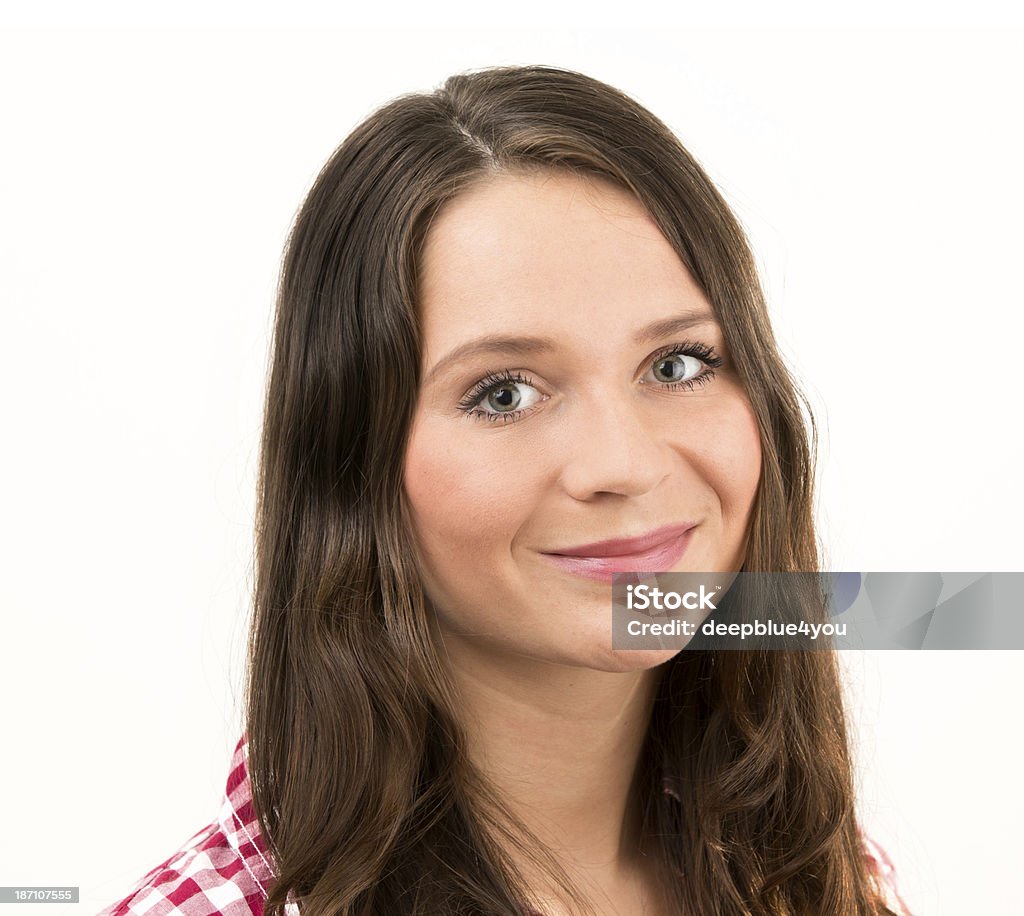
left=540, top=522, right=697, bottom=583
left=546, top=522, right=698, bottom=557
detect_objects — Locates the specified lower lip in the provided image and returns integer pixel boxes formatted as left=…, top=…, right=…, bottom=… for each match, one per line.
left=540, top=527, right=696, bottom=583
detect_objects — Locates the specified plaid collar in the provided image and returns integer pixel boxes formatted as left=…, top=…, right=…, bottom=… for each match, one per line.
left=216, top=733, right=277, bottom=901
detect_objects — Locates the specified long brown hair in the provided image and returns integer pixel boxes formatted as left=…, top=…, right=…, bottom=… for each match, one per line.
left=244, top=64, right=901, bottom=915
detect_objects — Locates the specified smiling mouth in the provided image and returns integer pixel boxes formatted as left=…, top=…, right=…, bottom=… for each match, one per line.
left=539, top=524, right=697, bottom=583
left=545, top=522, right=699, bottom=558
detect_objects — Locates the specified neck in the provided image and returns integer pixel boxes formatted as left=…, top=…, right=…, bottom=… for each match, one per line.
left=441, top=634, right=664, bottom=880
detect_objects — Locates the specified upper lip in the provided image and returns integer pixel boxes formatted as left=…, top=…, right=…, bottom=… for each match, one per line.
left=544, top=522, right=698, bottom=558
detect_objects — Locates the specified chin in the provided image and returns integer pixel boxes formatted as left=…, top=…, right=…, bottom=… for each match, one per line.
left=570, top=645, right=681, bottom=674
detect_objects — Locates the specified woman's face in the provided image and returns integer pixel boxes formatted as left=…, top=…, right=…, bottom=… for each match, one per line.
left=403, top=168, right=762, bottom=672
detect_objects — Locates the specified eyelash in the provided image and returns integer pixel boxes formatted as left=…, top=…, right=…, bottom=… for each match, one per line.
left=455, top=340, right=725, bottom=425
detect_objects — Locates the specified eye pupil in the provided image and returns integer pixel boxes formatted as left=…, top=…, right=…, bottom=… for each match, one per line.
left=655, top=356, right=688, bottom=383
left=488, top=385, right=520, bottom=411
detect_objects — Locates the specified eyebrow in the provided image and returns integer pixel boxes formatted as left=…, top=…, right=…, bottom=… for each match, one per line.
left=424, top=309, right=718, bottom=384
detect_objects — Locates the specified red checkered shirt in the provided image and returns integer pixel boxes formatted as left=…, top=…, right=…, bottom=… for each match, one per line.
left=97, top=733, right=911, bottom=915
left=97, top=734, right=281, bottom=916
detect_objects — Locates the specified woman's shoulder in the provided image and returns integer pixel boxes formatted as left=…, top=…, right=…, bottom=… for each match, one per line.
left=97, top=734, right=279, bottom=916
left=98, top=737, right=912, bottom=915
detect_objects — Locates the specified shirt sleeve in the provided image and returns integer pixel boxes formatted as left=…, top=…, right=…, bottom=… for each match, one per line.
left=95, top=821, right=267, bottom=916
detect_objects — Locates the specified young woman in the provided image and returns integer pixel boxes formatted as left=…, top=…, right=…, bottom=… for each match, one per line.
left=99, top=65, right=911, bottom=916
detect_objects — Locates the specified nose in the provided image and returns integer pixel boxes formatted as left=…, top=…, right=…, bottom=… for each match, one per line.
left=557, top=382, right=674, bottom=501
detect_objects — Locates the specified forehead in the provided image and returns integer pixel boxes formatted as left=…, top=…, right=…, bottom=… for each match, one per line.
left=416, top=169, right=709, bottom=343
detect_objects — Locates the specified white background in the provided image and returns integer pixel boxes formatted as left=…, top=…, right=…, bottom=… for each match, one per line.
left=2, top=6, right=1022, bottom=915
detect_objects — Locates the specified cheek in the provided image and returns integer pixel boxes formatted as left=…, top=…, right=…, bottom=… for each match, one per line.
left=402, top=418, right=529, bottom=574
left=403, top=418, right=543, bottom=635
left=721, top=401, right=763, bottom=504
left=684, top=394, right=763, bottom=514
left=404, top=426, right=470, bottom=553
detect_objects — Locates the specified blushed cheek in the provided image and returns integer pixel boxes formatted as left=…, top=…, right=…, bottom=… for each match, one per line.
left=404, top=428, right=463, bottom=552
left=403, top=422, right=510, bottom=587
left=717, top=399, right=763, bottom=519
left=680, top=395, right=762, bottom=521
left=408, top=443, right=494, bottom=539
left=403, top=439, right=460, bottom=612
left=403, top=423, right=529, bottom=636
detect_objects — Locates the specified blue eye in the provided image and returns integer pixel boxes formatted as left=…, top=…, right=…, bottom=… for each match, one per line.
left=456, top=340, right=724, bottom=425
left=456, top=369, right=545, bottom=424
left=647, top=352, right=707, bottom=386
left=642, top=340, right=723, bottom=390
